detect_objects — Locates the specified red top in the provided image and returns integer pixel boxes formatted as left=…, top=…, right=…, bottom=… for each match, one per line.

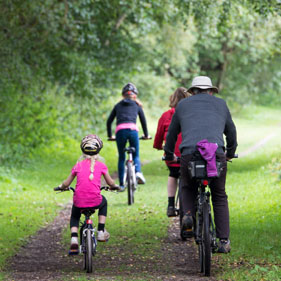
left=153, top=108, right=182, bottom=167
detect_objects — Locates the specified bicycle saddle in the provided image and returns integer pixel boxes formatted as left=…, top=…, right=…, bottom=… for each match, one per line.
left=124, top=147, right=135, bottom=153
left=80, top=208, right=96, bottom=216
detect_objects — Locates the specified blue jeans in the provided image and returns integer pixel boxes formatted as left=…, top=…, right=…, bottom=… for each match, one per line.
left=116, top=129, right=141, bottom=186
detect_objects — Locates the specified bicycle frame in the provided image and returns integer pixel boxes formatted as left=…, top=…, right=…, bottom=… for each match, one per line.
left=195, top=180, right=216, bottom=250
left=80, top=209, right=97, bottom=256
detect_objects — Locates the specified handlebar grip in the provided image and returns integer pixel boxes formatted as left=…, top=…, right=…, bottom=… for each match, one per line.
left=109, top=186, right=121, bottom=191
left=162, top=156, right=180, bottom=163
left=54, top=186, right=62, bottom=191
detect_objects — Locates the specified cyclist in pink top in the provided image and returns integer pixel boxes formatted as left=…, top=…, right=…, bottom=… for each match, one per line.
left=59, top=134, right=119, bottom=254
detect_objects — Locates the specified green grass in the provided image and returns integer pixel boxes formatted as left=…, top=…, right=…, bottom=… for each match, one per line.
left=0, top=105, right=280, bottom=280
left=217, top=151, right=281, bottom=280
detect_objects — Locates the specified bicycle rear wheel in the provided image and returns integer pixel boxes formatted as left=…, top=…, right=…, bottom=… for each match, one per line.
left=202, top=201, right=211, bottom=276
left=179, top=189, right=186, bottom=241
left=127, top=162, right=134, bottom=205
left=196, top=208, right=204, bottom=273
left=85, top=229, right=93, bottom=273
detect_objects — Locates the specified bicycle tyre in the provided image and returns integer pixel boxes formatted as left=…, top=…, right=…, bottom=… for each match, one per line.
left=127, top=162, right=134, bottom=205
left=85, top=229, right=93, bottom=273
left=179, top=188, right=186, bottom=241
left=202, top=201, right=211, bottom=276
left=196, top=208, right=204, bottom=273
left=80, top=226, right=87, bottom=270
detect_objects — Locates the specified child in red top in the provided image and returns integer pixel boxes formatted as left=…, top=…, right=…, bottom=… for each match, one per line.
left=153, top=88, right=190, bottom=217
left=59, top=134, right=119, bottom=254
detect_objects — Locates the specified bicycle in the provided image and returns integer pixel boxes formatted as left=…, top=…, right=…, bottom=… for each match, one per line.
left=109, top=136, right=152, bottom=205
left=164, top=153, right=237, bottom=276
left=54, top=185, right=119, bottom=273
left=189, top=153, right=238, bottom=276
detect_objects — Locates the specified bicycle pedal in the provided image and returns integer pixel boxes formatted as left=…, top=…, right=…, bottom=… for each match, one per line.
left=182, top=229, right=194, bottom=238
left=68, top=249, right=79, bottom=255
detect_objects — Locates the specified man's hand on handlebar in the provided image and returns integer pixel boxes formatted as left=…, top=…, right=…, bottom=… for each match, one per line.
left=226, top=154, right=238, bottom=162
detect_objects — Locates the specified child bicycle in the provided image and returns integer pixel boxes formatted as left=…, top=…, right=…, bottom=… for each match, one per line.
left=54, top=185, right=119, bottom=273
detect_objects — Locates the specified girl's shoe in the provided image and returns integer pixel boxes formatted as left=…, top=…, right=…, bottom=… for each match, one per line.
left=69, top=237, right=79, bottom=255
left=167, top=206, right=177, bottom=217
left=97, top=229, right=110, bottom=242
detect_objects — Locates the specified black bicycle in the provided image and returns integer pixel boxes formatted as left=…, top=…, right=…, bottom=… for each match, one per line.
left=189, top=153, right=238, bottom=276
left=164, top=153, right=237, bottom=276
left=54, top=186, right=119, bottom=273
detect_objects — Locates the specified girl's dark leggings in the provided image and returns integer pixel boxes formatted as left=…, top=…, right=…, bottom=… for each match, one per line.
left=70, top=195, right=107, bottom=228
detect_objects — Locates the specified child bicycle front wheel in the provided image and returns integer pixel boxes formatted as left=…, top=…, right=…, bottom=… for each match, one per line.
left=85, top=229, right=93, bottom=273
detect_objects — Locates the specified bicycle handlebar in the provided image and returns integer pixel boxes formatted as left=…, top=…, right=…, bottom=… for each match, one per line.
left=108, top=136, right=152, bottom=141
left=162, top=154, right=238, bottom=163
left=139, top=136, right=152, bottom=140
left=54, top=186, right=120, bottom=193
left=53, top=186, right=75, bottom=192
left=162, top=156, right=180, bottom=163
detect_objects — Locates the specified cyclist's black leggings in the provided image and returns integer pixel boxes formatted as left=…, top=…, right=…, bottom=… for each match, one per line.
left=70, top=195, right=107, bottom=228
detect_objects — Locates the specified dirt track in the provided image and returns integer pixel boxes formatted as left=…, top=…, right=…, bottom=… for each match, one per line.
left=7, top=202, right=217, bottom=281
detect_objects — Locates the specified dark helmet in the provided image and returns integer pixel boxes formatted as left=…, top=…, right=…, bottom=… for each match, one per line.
left=122, top=83, right=138, bottom=95
left=80, top=134, right=103, bottom=155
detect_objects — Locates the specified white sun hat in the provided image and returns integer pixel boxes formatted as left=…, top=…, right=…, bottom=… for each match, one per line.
left=188, top=76, right=218, bottom=93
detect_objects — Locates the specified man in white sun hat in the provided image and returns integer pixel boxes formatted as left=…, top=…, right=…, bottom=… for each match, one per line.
left=164, top=76, right=237, bottom=253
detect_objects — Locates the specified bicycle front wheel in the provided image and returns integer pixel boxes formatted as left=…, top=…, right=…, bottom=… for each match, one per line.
left=127, top=162, right=134, bottom=205
left=85, top=229, right=93, bottom=273
left=202, top=201, right=211, bottom=276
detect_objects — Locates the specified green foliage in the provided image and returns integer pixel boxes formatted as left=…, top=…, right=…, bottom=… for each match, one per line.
left=0, top=0, right=280, bottom=161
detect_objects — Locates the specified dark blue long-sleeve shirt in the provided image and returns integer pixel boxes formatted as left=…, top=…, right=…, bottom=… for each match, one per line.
left=106, top=99, right=148, bottom=138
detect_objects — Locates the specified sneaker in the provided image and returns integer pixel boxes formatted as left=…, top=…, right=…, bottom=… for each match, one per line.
left=136, top=172, right=146, bottom=184
left=97, top=230, right=110, bottom=242
left=181, top=213, right=193, bottom=238
left=69, top=237, right=79, bottom=255
left=217, top=239, right=231, bottom=253
left=167, top=206, right=177, bottom=217
left=118, top=185, right=125, bottom=192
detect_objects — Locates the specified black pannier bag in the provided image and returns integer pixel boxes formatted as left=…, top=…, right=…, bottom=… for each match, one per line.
left=187, top=152, right=223, bottom=179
